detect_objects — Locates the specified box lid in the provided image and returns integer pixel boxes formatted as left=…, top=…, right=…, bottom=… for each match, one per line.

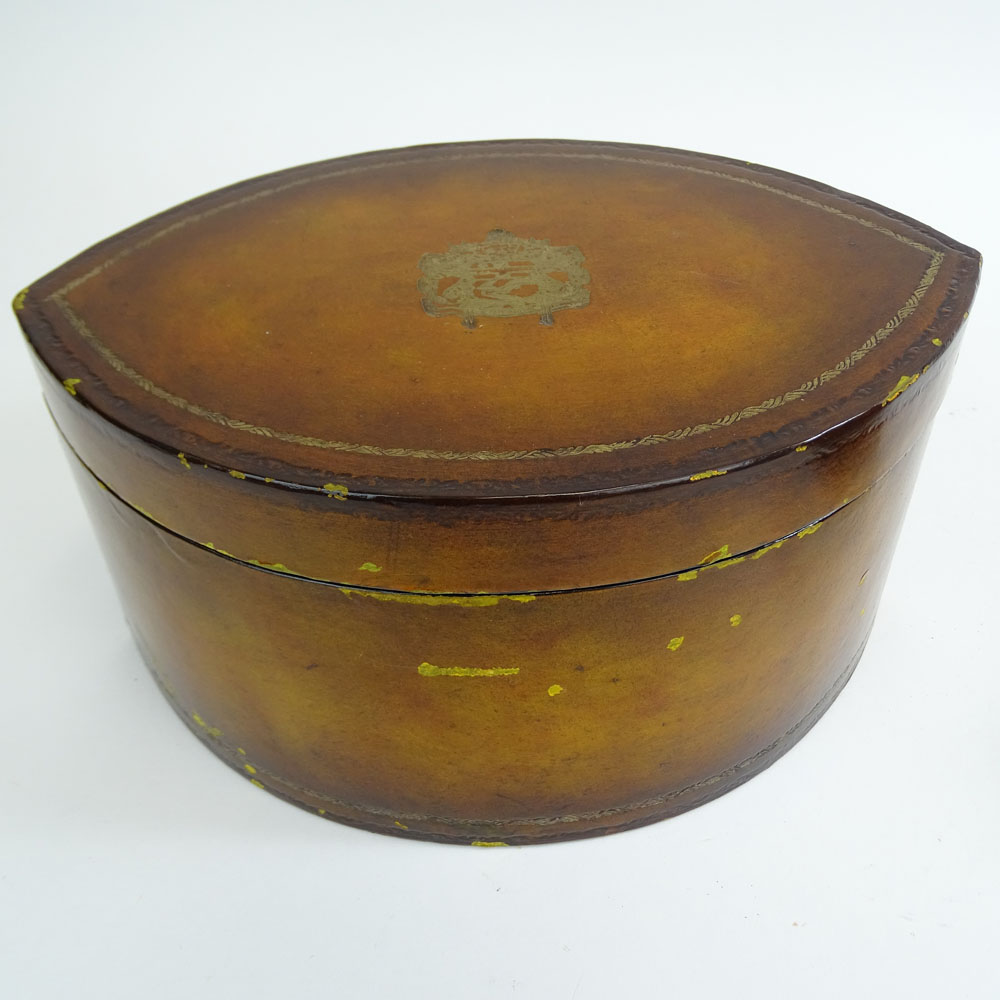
left=15, top=139, right=980, bottom=502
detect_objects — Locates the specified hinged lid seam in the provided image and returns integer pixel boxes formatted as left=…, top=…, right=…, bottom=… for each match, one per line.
left=70, top=433, right=917, bottom=600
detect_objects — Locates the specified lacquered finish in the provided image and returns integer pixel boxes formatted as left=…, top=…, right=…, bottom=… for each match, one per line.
left=14, top=140, right=981, bottom=843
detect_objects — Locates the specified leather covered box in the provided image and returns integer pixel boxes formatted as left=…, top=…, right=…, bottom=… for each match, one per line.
left=13, top=140, right=981, bottom=844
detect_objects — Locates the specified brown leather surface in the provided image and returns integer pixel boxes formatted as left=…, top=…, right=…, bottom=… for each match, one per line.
left=17, top=140, right=980, bottom=500
left=15, top=141, right=981, bottom=842
left=67, top=435, right=924, bottom=843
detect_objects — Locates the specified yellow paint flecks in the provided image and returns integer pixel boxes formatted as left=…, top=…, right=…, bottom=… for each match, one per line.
left=678, top=544, right=746, bottom=583
left=679, top=505, right=829, bottom=585
left=715, top=555, right=746, bottom=571
left=13, top=288, right=29, bottom=311
left=750, top=539, right=785, bottom=560
left=547, top=684, right=564, bottom=697
left=264, top=477, right=275, bottom=483
left=323, top=483, right=349, bottom=501
left=338, top=587, right=535, bottom=607
left=177, top=452, right=191, bottom=470
left=244, top=763, right=257, bottom=775
left=795, top=445, right=808, bottom=452
left=394, top=820, right=409, bottom=830
left=247, top=558, right=292, bottom=572
left=860, top=608, right=867, bottom=617
left=62, top=377, right=82, bottom=395
left=689, top=469, right=727, bottom=482
left=667, top=636, right=685, bottom=651
left=471, top=841, right=509, bottom=847
left=730, top=614, right=743, bottom=627
left=318, top=808, right=327, bottom=815
left=191, top=712, right=222, bottom=739
left=205, top=542, right=238, bottom=559
left=882, top=372, right=920, bottom=406
left=236, top=747, right=247, bottom=756
left=859, top=570, right=869, bottom=586
left=228, top=469, right=246, bottom=479
left=358, top=562, right=382, bottom=573
left=418, top=661, right=520, bottom=678
left=250, top=778, right=265, bottom=789
left=701, top=544, right=731, bottom=564
left=931, top=337, right=943, bottom=347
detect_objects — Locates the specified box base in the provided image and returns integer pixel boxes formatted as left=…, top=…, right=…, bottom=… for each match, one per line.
left=138, top=630, right=868, bottom=846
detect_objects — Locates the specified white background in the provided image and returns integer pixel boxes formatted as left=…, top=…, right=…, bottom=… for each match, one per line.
left=2, top=1, right=998, bottom=997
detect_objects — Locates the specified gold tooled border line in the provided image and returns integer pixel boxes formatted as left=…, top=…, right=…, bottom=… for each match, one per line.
left=47, top=150, right=943, bottom=462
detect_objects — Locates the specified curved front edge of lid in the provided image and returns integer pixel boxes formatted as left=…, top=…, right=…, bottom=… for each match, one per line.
left=35, top=327, right=961, bottom=595
left=12, top=138, right=982, bottom=503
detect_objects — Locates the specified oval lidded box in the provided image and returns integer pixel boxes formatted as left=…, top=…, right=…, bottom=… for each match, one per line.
left=13, top=140, right=980, bottom=844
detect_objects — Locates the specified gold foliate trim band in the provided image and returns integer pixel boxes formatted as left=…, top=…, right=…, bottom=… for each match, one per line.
left=49, top=150, right=943, bottom=463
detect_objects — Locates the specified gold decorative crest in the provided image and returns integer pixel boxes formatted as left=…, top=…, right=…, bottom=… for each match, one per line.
left=417, top=229, right=590, bottom=329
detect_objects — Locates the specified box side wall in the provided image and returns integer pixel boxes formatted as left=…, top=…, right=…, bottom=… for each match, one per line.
left=64, top=436, right=926, bottom=843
